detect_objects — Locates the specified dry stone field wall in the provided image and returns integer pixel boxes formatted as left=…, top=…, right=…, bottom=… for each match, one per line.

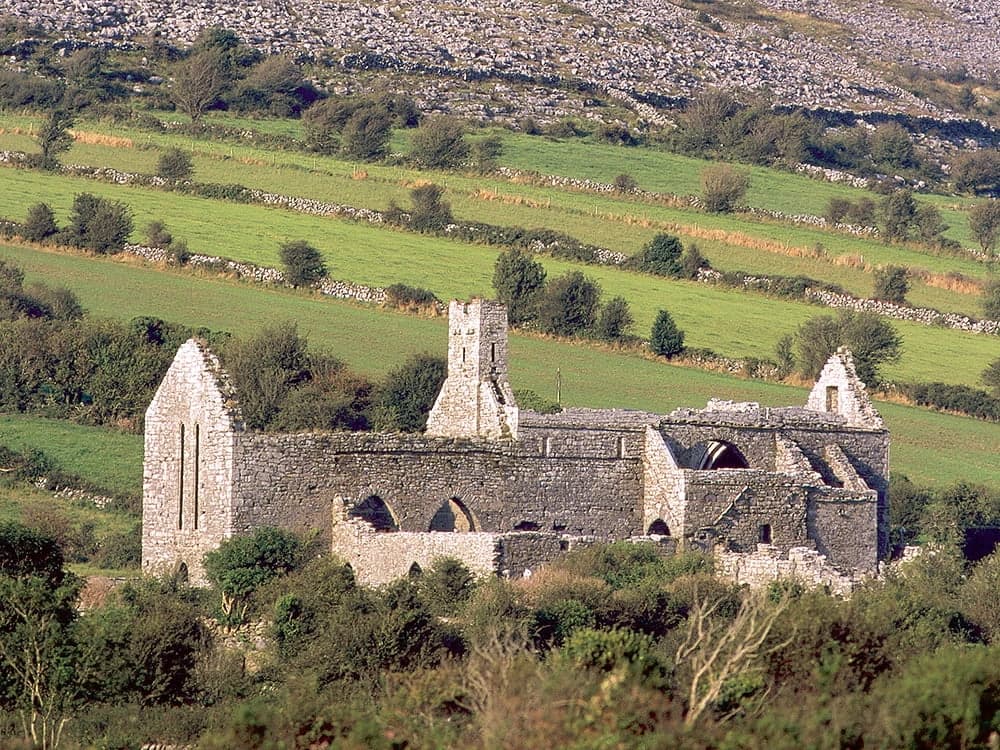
left=11, top=0, right=1000, bottom=119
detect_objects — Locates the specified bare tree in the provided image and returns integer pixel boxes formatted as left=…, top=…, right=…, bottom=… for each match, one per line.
left=675, top=588, right=792, bottom=727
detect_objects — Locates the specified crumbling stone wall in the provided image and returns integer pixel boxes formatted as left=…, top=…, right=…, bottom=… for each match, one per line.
left=716, top=544, right=872, bottom=596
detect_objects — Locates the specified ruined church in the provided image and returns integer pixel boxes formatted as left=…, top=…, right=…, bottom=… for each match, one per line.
left=142, top=299, right=889, bottom=587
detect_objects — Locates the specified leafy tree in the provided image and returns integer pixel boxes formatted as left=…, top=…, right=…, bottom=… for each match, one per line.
left=374, top=352, right=447, bottom=432
left=339, top=105, right=392, bottom=161
left=630, top=233, right=684, bottom=277
left=203, top=527, right=303, bottom=625
left=279, top=240, right=327, bottom=287
left=879, top=189, right=917, bottom=242
left=408, top=115, right=469, bottom=169
left=825, top=197, right=852, bottom=224
left=156, top=147, right=193, bottom=180
left=596, top=296, right=634, bottom=342
left=171, top=49, right=231, bottom=122
left=794, top=310, right=902, bottom=386
left=222, top=323, right=311, bottom=429
left=613, top=173, right=638, bottom=193
left=680, top=243, right=710, bottom=279
left=37, top=108, right=74, bottom=171
left=66, top=193, right=133, bottom=254
left=678, top=89, right=740, bottom=152
left=418, top=557, right=477, bottom=617
left=775, top=334, right=795, bottom=378
left=968, top=200, right=1000, bottom=256
left=951, top=149, right=1000, bottom=195
left=470, top=135, right=503, bottom=172
left=0, top=522, right=80, bottom=749
left=982, top=280, right=1000, bottom=320
left=537, top=271, right=601, bottom=337
left=21, top=202, right=58, bottom=242
left=408, top=183, right=453, bottom=231
left=913, top=204, right=948, bottom=246
left=700, top=164, right=749, bottom=213
left=869, top=123, right=914, bottom=168
left=649, top=309, right=685, bottom=358
left=492, top=248, right=546, bottom=325
left=872, top=265, right=909, bottom=303
left=982, top=357, right=1000, bottom=397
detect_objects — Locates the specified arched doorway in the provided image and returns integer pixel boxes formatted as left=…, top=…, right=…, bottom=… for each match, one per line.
left=348, top=495, right=399, bottom=531
left=429, top=497, right=476, bottom=532
left=647, top=519, right=671, bottom=536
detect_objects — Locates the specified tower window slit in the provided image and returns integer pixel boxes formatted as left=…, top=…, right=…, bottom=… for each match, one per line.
left=178, top=423, right=185, bottom=530
left=193, top=424, right=200, bottom=530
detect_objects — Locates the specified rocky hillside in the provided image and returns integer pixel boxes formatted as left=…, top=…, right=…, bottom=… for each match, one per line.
left=7, top=0, right=1000, bottom=123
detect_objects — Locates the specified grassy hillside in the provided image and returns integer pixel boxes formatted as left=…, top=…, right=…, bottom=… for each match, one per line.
left=0, top=111, right=990, bottom=322
left=0, top=171, right=994, bottom=389
left=1, top=242, right=996, bottom=489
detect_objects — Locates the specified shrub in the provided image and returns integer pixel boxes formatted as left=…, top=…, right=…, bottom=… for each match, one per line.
left=409, top=116, right=469, bottom=169
left=373, top=352, right=447, bottom=432
left=629, top=233, right=684, bottom=277
left=650, top=309, right=684, bottom=357
left=385, top=283, right=440, bottom=309
left=513, top=388, right=561, bottom=414
left=873, top=265, right=909, bottom=303
left=156, top=147, right=193, bottom=180
left=613, top=173, right=638, bottom=192
left=537, top=271, right=601, bottom=337
left=145, top=220, right=172, bottom=249
left=409, top=183, right=453, bottom=231
left=983, top=358, right=1000, bottom=397
left=418, top=557, right=477, bottom=617
left=67, top=193, right=133, bottom=254
left=340, top=106, right=392, bottom=161
left=492, top=248, right=546, bottom=325
left=700, top=165, right=749, bottom=213
left=279, top=240, right=327, bottom=287
left=203, top=527, right=304, bottom=625
left=983, top=280, right=1000, bottom=320
left=21, top=202, right=58, bottom=242
left=595, top=296, right=634, bottom=342
left=680, top=243, right=710, bottom=279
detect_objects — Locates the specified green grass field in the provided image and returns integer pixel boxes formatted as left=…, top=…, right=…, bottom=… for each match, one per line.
left=0, top=221, right=994, bottom=389
left=1, top=110, right=990, bottom=322
left=0, top=242, right=995, bottom=490
left=0, top=414, right=143, bottom=497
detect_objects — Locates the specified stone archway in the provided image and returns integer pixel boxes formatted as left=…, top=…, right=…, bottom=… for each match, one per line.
left=348, top=494, right=399, bottom=531
left=429, top=497, right=477, bottom=532
left=697, top=440, right=750, bottom=470
left=647, top=519, right=671, bottom=536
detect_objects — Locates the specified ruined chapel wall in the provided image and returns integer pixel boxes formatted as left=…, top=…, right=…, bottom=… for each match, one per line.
left=682, top=471, right=811, bottom=553
left=230, top=431, right=645, bottom=540
left=142, top=341, right=238, bottom=584
left=331, top=519, right=502, bottom=586
left=807, top=490, right=878, bottom=572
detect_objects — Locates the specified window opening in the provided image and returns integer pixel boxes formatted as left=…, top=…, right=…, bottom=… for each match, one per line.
left=178, top=423, right=185, bottom=530
left=759, top=524, right=773, bottom=544
left=826, top=386, right=839, bottom=412
left=193, top=424, right=200, bottom=529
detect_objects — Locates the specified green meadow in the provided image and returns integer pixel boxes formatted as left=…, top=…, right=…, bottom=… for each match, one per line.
left=0, top=242, right=996, bottom=490
left=0, top=225, right=994, bottom=389
left=0, top=110, right=990, bottom=322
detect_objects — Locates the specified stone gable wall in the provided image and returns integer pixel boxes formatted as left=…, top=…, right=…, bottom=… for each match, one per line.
left=142, top=341, right=239, bottom=585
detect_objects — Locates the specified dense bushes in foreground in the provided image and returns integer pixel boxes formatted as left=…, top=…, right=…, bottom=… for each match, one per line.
left=6, top=500, right=1000, bottom=749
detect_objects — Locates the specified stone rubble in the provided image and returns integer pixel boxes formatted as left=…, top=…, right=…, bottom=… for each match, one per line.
left=7, top=0, right=1000, bottom=122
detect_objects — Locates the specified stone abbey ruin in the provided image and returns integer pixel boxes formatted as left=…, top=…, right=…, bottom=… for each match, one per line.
left=142, top=299, right=889, bottom=590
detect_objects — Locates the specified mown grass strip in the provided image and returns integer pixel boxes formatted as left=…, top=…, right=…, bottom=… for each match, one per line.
left=0, top=414, right=143, bottom=497
left=0, top=242, right=995, bottom=489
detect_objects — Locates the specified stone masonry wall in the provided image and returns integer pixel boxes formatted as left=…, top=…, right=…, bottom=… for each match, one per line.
left=331, top=515, right=503, bottom=586
left=142, top=341, right=239, bottom=585
left=230, top=431, right=645, bottom=544
left=716, top=545, right=872, bottom=596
